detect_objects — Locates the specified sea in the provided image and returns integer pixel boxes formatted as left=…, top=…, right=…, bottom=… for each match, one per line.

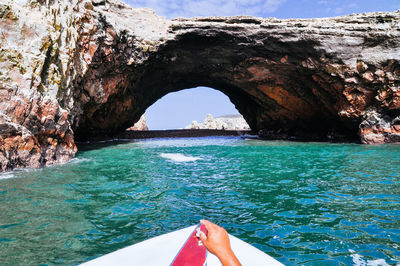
left=0, top=136, right=399, bottom=265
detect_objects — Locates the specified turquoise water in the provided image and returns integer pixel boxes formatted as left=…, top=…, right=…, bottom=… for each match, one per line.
left=0, top=137, right=399, bottom=265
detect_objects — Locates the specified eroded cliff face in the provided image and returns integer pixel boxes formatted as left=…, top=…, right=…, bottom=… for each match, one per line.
left=1, top=0, right=399, bottom=171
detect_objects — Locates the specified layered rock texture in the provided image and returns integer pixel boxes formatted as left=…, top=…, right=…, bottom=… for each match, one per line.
left=185, top=114, right=250, bottom=130
left=1, top=0, right=400, bottom=171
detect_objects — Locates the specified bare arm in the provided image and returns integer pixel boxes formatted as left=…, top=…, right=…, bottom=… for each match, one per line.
left=199, top=219, right=241, bottom=266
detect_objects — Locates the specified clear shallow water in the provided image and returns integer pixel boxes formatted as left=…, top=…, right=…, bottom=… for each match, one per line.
left=0, top=137, right=399, bottom=265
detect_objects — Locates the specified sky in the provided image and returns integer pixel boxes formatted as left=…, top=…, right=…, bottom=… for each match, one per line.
left=125, top=0, right=400, bottom=130
left=124, top=0, right=400, bottom=19
left=146, top=87, right=239, bottom=130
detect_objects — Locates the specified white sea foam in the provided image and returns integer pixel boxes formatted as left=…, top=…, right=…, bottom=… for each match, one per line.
left=350, top=250, right=390, bottom=266
left=0, top=167, right=36, bottom=180
left=0, top=158, right=91, bottom=180
left=0, top=172, right=15, bottom=180
left=159, top=153, right=201, bottom=162
left=67, top=158, right=91, bottom=164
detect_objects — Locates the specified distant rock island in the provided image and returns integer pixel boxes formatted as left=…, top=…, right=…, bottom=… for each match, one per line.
left=1, top=0, right=400, bottom=171
left=185, top=114, right=250, bottom=130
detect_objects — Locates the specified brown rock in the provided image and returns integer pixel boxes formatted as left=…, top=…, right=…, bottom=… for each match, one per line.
left=361, top=133, right=386, bottom=144
left=280, top=55, right=288, bottom=64
left=357, top=61, right=368, bottom=73
left=345, top=77, right=359, bottom=84
left=375, top=69, right=385, bottom=77
left=362, top=71, right=374, bottom=83
left=386, top=72, right=395, bottom=83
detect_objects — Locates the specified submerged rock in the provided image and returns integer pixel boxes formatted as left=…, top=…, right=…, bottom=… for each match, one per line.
left=0, top=0, right=400, bottom=171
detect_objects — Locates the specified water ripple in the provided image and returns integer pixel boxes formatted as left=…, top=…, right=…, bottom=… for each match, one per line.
left=0, top=138, right=399, bottom=265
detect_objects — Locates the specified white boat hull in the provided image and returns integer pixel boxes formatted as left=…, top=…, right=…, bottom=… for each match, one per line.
left=81, top=225, right=283, bottom=266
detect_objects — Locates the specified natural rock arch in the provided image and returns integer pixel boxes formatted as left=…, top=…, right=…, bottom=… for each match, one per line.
left=75, top=32, right=353, bottom=141
left=73, top=5, right=400, bottom=143
left=1, top=0, right=400, bottom=171
left=72, top=11, right=361, bottom=141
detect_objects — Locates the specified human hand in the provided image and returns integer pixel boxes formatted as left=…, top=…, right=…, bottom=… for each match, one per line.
left=199, top=219, right=241, bottom=266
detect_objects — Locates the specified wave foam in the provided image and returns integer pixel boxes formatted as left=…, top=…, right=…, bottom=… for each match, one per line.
left=160, top=153, right=201, bottom=162
left=0, top=172, right=15, bottom=180
left=67, top=158, right=91, bottom=164
left=350, top=250, right=390, bottom=266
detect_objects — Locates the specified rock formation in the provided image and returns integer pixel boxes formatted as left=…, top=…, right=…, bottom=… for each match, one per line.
left=1, top=0, right=400, bottom=171
left=127, top=114, right=148, bottom=131
left=185, top=114, right=250, bottom=130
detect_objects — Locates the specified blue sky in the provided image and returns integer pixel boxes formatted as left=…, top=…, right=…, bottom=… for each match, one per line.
left=124, top=0, right=399, bottom=19
left=146, top=88, right=239, bottom=130
left=124, top=0, right=400, bottom=129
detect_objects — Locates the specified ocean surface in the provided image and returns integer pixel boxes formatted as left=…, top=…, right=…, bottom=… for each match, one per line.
left=0, top=137, right=399, bottom=265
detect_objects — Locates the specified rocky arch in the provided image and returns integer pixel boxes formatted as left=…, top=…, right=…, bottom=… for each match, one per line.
left=1, top=0, right=400, bottom=171
left=74, top=16, right=358, bottom=141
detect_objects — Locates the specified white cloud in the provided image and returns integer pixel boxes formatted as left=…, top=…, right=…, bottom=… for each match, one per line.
left=123, top=0, right=287, bottom=18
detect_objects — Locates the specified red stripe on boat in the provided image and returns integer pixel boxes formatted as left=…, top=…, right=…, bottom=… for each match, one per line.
left=171, top=224, right=208, bottom=266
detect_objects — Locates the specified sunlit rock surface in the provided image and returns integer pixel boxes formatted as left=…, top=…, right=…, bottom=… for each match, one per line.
left=126, top=114, right=148, bottom=131
left=185, top=114, right=250, bottom=130
left=1, top=0, right=400, bottom=171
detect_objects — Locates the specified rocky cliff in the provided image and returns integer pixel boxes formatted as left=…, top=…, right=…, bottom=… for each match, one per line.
left=1, top=0, right=399, bottom=171
left=127, top=114, right=148, bottom=131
